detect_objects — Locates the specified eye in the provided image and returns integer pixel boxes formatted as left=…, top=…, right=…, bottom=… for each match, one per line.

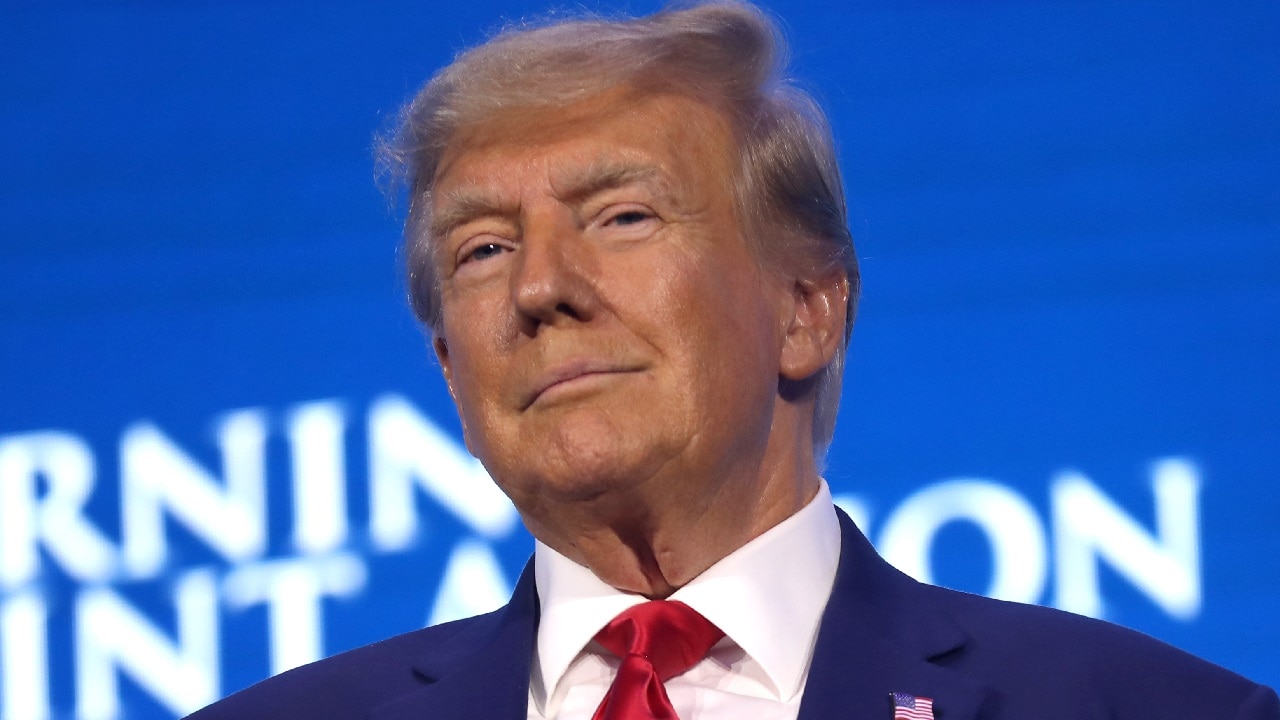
left=606, top=209, right=654, bottom=226
left=463, top=242, right=507, bottom=263
left=454, top=231, right=513, bottom=270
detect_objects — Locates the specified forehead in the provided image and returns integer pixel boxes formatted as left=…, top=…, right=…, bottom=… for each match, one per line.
left=431, top=90, right=738, bottom=200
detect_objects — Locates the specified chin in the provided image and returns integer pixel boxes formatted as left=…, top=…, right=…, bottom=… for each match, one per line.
left=517, top=427, right=673, bottom=505
left=475, top=399, right=687, bottom=506
left=536, top=472, right=632, bottom=504
left=543, top=451, right=658, bottom=504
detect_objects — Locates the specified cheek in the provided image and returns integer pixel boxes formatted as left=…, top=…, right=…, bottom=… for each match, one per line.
left=440, top=299, right=509, bottom=409
left=681, top=259, right=777, bottom=356
left=635, top=249, right=779, bottom=393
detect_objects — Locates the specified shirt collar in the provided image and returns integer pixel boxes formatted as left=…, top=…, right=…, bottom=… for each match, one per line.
left=532, top=481, right=841, bottom=705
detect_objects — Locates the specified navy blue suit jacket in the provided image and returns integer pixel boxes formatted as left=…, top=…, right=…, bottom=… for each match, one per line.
left=188, top=511, right=1279, bottom=719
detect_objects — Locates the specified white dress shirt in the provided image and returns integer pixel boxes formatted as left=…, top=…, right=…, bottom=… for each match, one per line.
left=527, top=483, right=842, bottom=720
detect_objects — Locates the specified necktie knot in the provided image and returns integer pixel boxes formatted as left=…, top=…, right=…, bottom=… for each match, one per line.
left=595, top=600, right=724, bottom=680
left=591, top=601, right=724, bottom=720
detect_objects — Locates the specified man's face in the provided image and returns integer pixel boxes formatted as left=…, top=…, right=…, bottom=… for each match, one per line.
left=429, top=91, right=794, bottom=523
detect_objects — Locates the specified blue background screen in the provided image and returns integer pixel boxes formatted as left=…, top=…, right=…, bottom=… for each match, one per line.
left=1, top=1, right=1277, bottom=717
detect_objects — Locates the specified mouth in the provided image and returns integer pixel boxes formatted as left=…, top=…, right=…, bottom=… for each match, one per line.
left=523, top=360, right=642, bottom=409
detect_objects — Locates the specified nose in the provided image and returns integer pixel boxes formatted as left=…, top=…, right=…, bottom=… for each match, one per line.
left=510, top=207, right=598, bottom=333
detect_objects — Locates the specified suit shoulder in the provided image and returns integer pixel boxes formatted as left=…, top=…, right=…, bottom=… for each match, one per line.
left=183, top=610, right=503, bottom=720
left=920, top=584, right=1278, bottom=719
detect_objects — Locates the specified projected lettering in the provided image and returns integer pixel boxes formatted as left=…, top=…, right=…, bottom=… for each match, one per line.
left=850, top=460, right=1202, bottom=616
left=0, top=395, right=1205, bottom=720
left=0, top=395, right=520, bottom=720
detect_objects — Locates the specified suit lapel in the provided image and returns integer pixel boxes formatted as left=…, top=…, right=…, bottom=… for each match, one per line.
left=797, top=512, right=990, bottom=720
left=367, top=560, right=540, bottom=720
left=365, top=512, right=990, bottom=720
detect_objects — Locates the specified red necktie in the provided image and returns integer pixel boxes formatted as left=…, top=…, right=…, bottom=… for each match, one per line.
left=591, top=600, right=725, bottom=720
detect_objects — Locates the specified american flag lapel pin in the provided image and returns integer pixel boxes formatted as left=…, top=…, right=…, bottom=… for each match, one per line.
left=891, top=691, right=935, bottom=720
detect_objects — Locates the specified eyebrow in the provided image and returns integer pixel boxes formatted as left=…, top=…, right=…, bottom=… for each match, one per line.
left=549, top=158, right=667, bottom=205
left=429, top=189, right=514, bottom=242
left=429, top=157, right=671, bottom=242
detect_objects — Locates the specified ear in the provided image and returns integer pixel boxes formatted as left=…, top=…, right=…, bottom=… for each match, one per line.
left=431, top=332, right=479, bottom=455
left=432, top=334, right=456, bottom=398
left=779, top=270, right=849, bottom=382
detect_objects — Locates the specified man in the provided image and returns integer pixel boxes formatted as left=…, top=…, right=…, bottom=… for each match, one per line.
left=189, top=2, right=1278, bottom=719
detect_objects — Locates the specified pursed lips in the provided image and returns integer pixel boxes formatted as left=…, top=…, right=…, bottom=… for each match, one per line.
left=522, top=359, right=642, bottom=409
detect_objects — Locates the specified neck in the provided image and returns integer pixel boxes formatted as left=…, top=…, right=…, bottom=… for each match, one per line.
left=523, top=438, right=822, bottom=598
